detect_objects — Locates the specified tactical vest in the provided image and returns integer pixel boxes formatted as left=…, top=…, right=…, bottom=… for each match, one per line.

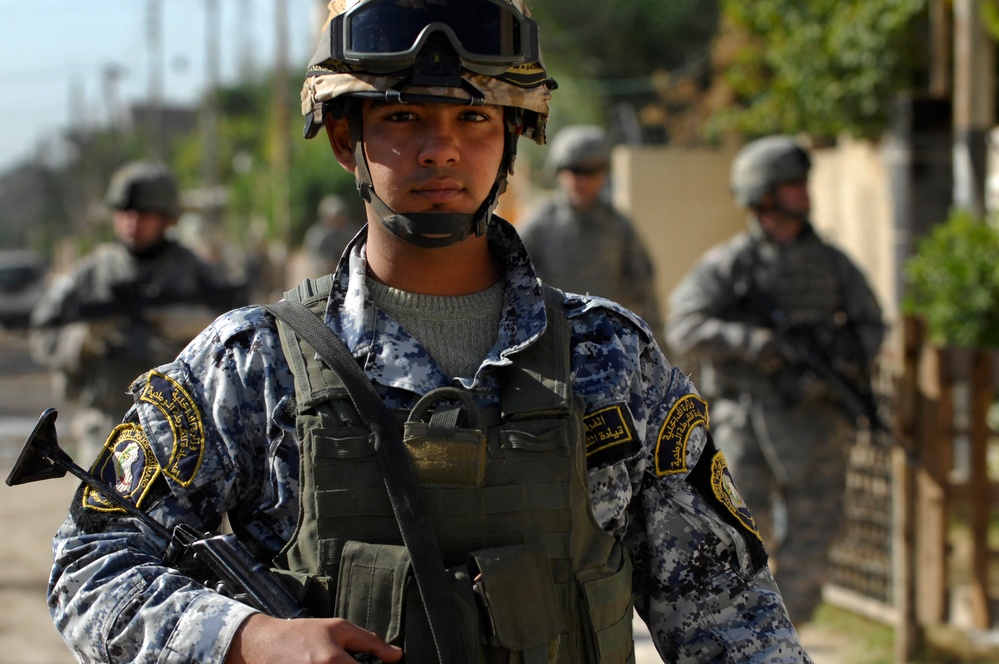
left=702, top=227, right=853, bottom=398
left=271, top=276, right=636, bottom=664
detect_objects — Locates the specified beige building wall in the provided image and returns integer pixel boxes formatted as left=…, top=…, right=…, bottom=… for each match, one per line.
left=610, top=146, right=744, bottom=330
left=810, top=137, right=899, bottom=325
left=610, top=140, right=899, bottom=334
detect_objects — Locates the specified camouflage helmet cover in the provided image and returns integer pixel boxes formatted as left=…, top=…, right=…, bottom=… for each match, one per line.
left=730, top=135, right=811, bottom=208
left=105, top=160, right=180, bottom=218
left=301, top=0, right=553, bottom=144
left=545, top=124, right=610, bottom=174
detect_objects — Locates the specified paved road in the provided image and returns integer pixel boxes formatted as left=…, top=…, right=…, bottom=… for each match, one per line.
left=0, top=328, right=77, bottom=663
left=0, top=328, right=833, bottom=663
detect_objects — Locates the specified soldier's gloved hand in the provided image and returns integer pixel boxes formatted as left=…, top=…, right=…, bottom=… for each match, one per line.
left=800, top=371, right=830, bottom=401
left=746, top=328, right=792, bottom=374
left=81, top=318, right=129, bottom=356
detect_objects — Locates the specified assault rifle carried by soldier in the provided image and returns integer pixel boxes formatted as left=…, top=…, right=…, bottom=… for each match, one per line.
left=6, top=408, right=307, bottom=621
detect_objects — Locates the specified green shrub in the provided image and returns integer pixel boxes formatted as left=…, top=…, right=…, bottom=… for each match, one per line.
left=903, top=209, right=999, bottom=348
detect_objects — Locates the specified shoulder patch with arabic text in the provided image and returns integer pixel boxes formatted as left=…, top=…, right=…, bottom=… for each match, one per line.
left=583, top=403, right=639, bottom=468
left=140, top=370, right=206, bottom=486
left=654, top=394, right=708, bottom=476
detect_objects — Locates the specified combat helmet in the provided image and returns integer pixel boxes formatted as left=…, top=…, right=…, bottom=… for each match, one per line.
left=105, top=161, right=180, bottom=218
left=545, top=124, right=610, bottom=175
left=301, top=0, right=556, bottom=248
left=730, top=135, right=811, bottom=209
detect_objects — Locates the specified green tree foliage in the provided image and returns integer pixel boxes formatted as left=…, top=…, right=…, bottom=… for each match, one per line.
left=904, top=210, right=999, bottom=348
left=528, top=0, right=719, bottom=141
left=714, top=0, right=928, bottom=140
left=172, top=77, right=359, bottom=248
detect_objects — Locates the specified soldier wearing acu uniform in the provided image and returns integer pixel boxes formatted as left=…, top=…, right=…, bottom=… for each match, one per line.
left=30, top=161, right=242, bottom=463
left=666, top=135, right=886, bottom=625
left=519, top=124, right=662, bottom=332
left=48, top=4, right=810, bottom=663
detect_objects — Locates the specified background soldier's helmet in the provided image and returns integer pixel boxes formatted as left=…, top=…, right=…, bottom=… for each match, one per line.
left=105, top=161, right=180, bottom=218
left=730, top=135, right=811, bottom=209
left=545, top=124, right=611, bottom=175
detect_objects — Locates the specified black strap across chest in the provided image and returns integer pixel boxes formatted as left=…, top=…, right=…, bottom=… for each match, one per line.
left=264, top=299, right=468, bottom=664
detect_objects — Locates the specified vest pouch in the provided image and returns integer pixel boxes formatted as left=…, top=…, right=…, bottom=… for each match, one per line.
left=403, top=424, right=487, bottom=487
left=335, top=541, right=411, bottom=644
left=334, top=541, right=479, bottom=662
left=404, top=387, right=488, bottom=487
left=469, top=542, right=562, bottom=664
left=575, top=544, right=636, bottom=664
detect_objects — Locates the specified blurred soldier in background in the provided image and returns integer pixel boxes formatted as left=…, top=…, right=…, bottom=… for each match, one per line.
left=30, top=160, right=245, bottom=462
left=519, top=124, right=662, bottom=332
left=303, top=193, right=363, bottom=276
left=666, top=135, right=886, bottom=624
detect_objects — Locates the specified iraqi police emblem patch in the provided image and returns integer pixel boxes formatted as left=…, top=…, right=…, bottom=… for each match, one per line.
left=710, top=451, right=761, bottom=540
left=685, top=433, right=768, bottom=571
left=84, top=423, right=161, bottom=512
left=654, top=394, right=708, bottom=476
left=583, top=403, right=639, bottom=468
left=139, top=370, right=206, bottom=486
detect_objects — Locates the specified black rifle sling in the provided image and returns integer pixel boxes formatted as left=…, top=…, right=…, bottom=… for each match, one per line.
left=264, top=300, right=467, bottom=664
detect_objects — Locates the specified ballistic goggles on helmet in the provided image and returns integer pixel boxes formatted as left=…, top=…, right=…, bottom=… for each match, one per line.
left=328, top=0, right=540, bottom=76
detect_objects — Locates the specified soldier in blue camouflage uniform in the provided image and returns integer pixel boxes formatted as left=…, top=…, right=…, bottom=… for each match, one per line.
left=47, top=2, right=809, bottom=662
left=666, top=135, right=886, bottom=625
left=519, top=125, right=662, bottom=333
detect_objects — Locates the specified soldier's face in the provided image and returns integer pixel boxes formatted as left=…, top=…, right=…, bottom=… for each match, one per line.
left=557, top=166, right=607, bottom=212
left=113, top=209, right=171, bottom=253
left=326, top=100, right=506, bottom=224
left=772, top=179, right=810, bottom=219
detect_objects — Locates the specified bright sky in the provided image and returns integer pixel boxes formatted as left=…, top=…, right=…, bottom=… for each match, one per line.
left=0, top=0, right=325, bottom=172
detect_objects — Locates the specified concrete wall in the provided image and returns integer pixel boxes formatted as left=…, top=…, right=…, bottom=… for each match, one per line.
left=610, top=145, right=743, bottom=331
left=810, top=137, right=899, bottom=324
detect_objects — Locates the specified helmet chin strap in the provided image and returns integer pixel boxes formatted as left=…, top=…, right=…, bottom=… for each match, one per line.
left=346, top=100, right=515, bottom=249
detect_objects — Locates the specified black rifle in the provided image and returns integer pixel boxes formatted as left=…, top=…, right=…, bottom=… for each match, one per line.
left=33, top=282, right=249, bottom=329
left=771, top=311, right=890, bottom=434
left=5, top=408, right=308, bottom=620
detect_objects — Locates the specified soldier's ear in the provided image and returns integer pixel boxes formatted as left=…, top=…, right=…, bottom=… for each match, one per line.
left=324, top=113, right=356, bottom=173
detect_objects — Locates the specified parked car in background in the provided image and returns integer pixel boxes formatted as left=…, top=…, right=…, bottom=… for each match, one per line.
left=0, top=250, right=47, bottom=328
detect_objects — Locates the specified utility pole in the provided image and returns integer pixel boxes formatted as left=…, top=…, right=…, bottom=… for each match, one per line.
left=147, top=0, right=164, bottom=159
left=237, top=0, right=256, bottom=81
left=952, top=0, right=995, bottom=217
left=929, top=0, right=951, bottom=98
left=102, top=63, right=126, bottom=165
left=272, top=0, right=292, bottom=249
left=203, top=0, right=222, bottom=224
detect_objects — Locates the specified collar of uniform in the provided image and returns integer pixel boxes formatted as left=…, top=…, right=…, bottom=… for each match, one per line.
left=321, top=218, right=548, bottom=395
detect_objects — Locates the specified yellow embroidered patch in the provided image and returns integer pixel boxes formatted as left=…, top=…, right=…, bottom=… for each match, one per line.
left=654, top=394, right=708, bottom=476
left=583, top=404, right=634, bottom=457
left=710, top=451, right=761, bottom=540
left=140, top=370, right=206, bottom=486
left=84, top=423, right=161, bottom=512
